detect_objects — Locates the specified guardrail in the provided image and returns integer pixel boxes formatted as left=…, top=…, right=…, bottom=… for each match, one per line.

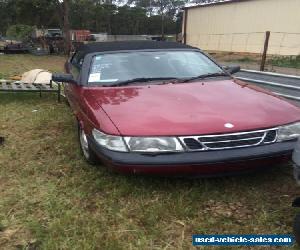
left=240, top=69, right=300, bottom=80
left=235, top=69, right=300, bottom=102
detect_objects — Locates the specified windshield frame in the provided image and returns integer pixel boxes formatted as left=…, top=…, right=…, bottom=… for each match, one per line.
left=81, top=49, right=226, bottom=86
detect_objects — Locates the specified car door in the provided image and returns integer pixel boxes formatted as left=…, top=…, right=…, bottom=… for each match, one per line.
left=64, top=52, right=85, bottom=117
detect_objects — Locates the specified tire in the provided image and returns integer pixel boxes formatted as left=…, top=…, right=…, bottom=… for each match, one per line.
left=78, top=123, right=99, bottom=165
left=293, top=213, right=300, bottom=246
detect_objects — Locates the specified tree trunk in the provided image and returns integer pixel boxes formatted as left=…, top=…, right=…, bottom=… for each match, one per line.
left=56, top=0, right=71, bottom=55
left=63, top=0, right=71, bottom=55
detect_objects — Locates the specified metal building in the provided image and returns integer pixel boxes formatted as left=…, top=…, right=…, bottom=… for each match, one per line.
left=182, top=0, right=300, bottom=55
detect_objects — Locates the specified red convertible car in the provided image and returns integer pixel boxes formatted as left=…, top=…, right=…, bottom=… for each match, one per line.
left=53, top=41, right=300, bottom=176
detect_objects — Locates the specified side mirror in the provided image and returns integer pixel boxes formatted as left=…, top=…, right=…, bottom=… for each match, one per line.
left=223, top=66, right=241, bottom=75
left=52, top=73, right=76, bottom=84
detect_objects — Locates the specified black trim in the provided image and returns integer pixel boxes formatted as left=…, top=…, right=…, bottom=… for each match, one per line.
left=77, top=41, right=195, bottom=56
left=88, top=136, right=295, bottom=167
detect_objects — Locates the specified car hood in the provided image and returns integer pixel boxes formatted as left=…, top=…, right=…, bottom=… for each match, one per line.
left=86, top=79, right=300, bottom=136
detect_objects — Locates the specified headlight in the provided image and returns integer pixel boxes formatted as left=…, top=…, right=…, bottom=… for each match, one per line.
left=277, top=122, right=300, bottom=142
left=92, top=129, right=127, bottom=152
left=124, top=137, right=184, bottom=152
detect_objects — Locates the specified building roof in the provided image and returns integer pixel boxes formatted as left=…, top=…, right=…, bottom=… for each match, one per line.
left=77, top=41, right=196, bottom=56
left=184, top=0, right=253, bottom=10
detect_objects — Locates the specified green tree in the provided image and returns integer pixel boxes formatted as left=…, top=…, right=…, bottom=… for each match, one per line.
left=111, top=6, right=147, bottom=34
left=128, top=0, right=185, bottom=37
left=0, top=0, right=182, bottom=38
left=93, top=4, right=117, bottom=34
left=6, top=24, right=34, bottom=41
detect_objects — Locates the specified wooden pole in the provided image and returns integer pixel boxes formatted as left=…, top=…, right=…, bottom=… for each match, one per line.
left=160, top=0, right=165, bottom=40
left=161, top=14, right=165, bottom=40
left=0, top=136, right=4, bottom=146
left=260, top=31, right=270, bottom=71
left=183, top=9, right=188, bottom=44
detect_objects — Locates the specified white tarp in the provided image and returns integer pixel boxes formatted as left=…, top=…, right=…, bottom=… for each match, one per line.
left=21, top=69, right=52, bottom=84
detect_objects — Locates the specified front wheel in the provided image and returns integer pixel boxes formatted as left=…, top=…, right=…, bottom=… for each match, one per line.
left=78, top=124, right=99, bottom=165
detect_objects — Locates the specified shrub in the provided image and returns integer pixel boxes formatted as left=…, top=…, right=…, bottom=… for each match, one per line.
left=269, top=55, right=300, bottom=69
left=6, top=24, right=34, bottom=41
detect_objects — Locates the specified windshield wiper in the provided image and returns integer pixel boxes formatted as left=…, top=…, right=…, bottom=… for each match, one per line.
left=103, top=77, right=180, bottom=87
left=181, top=72, right=229, bottom=83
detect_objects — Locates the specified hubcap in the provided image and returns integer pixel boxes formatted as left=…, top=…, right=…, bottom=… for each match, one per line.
left=80, top=129, right=90, bottom=159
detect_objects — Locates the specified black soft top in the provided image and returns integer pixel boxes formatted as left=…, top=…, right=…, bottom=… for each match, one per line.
left=77, top=41, right=197, bottom=56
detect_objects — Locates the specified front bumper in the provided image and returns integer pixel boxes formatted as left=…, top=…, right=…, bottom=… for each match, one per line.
left=89, top=136, right=296, bottom=175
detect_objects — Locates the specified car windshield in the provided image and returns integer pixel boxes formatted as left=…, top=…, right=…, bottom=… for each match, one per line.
left=88, top=50, right=224, bottom=85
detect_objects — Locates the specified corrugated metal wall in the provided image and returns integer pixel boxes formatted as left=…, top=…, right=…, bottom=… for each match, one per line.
left=184, top=0, right=300, bottom=55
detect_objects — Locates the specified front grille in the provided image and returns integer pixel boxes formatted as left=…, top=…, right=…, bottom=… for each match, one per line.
left=179, top=128, right=277, bottom=151
left=264, top=130, right=277, bottom=143
left=183, top=138, right=203, bottom=150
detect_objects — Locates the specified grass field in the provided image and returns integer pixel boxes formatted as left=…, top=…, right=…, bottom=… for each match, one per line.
left=0, top=54, right=67, bottom=79
left=0, top=55, right=299, bottom=249
left=270, top=56, right=300, bottom=69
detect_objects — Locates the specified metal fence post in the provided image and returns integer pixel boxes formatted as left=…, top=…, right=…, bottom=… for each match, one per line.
left=260, top=31, right=270, bottom=71
left=58, top=82, right=61, bottom=102
left=183, top=9, right=188, bottom=44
